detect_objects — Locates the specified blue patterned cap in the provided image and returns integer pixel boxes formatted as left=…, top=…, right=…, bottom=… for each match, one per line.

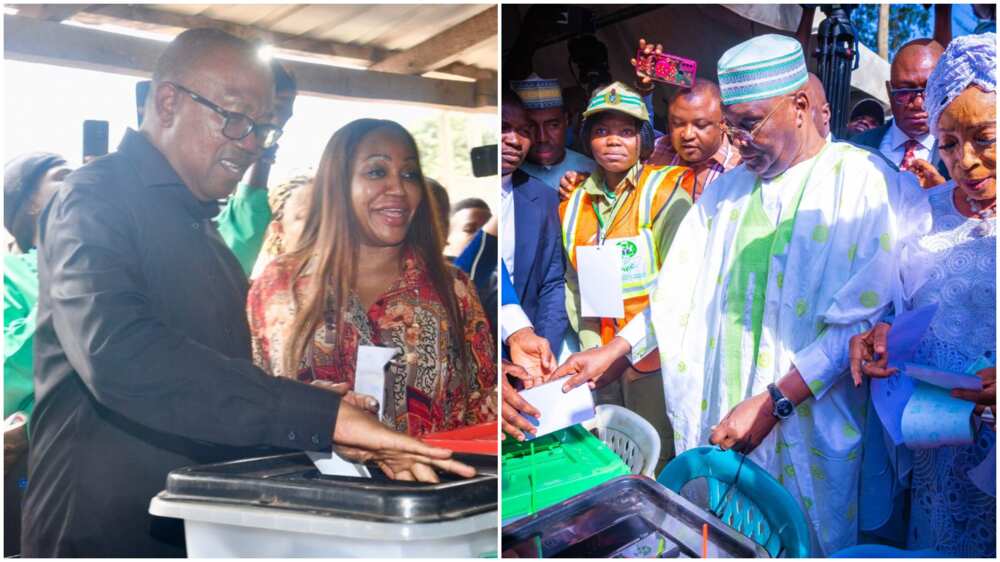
left=510, top=73, right=563, bottom=109
left=717, top=34, right=808, bottom=105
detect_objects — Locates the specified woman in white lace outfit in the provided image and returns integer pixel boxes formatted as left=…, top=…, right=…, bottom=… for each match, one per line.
left=851, top=33, right=996, bottom=557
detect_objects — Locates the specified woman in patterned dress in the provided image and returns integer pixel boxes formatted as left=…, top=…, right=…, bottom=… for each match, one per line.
left=248, top=119, right=496, bottom=438
left=850, top=33, right=996, bottom=557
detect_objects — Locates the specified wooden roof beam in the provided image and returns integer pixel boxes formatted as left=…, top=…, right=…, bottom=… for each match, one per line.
left=368, top=6, right=496, bottom=75
left=3, top=14, right=493, bottom=109
left=74, top=4, right=386, bottom=63
left=434, top=62, right=496, bottom=81
left=9, top=3, right=90, bottom=22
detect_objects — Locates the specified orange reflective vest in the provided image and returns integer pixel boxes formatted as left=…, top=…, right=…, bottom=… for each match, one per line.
left=560, top=164, right=693, bottom=371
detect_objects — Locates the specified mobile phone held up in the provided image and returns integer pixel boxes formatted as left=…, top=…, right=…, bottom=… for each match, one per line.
left=136, top=80, right=152, bottom=127
left=635, top=50, right=697, bottom=88
left=82, top=120, right=109, bottom=163
left=470, top=144, right=497, bottom=178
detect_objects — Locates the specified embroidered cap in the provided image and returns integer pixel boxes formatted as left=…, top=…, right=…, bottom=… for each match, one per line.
left=582, top=81, right=649, bottom=122
left=717, top=34, right=808, bottom=105
left=510, top=73, right=563, bottom=109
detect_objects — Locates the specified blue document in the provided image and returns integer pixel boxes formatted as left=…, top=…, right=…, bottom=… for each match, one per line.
left=871, top=304, right=937, bottom=445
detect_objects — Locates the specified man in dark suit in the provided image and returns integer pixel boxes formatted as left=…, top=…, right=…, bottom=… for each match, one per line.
left=851, top=39, right=950, bottom=185
left=500, top=92, right=568, bottom=355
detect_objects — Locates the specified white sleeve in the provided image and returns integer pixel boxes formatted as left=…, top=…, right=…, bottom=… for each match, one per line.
left=791, top=324, right=864, bottom=399
left=617, top=307, right=657, bottom=363
left=501, top=303, right=533, bottom=344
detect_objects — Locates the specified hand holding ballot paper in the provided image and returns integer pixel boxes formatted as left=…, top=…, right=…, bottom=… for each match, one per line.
left=850, top=304, right=995, bottom=448
left=516, top=378, right=596, bottom=439
left=949, top=365, right=996, bottom=416
left=309, top=344, right=476, bottom=483
left=502, top=360, right=543, bottom=442
left=501, top=360, right=597, bottom=440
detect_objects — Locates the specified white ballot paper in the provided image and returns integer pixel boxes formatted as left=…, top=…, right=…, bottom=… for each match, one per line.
left=354, top=345, right=400, bottom=422
left=307, top=450, right=371, bottom=478
left=518, top=378, right=596, bottom=439
left=577, top=244, right=625, bottom=319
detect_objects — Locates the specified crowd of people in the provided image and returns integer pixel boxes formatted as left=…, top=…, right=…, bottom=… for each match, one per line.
left=500, top=23, right=995, bottom=558
left=4, top=28, right=497, bottom=557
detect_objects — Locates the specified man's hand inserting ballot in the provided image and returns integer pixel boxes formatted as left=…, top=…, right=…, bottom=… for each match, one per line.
left=331, top=401, right=476, bottom=483
left=311, top=380, right=379, bottom=415
left=553, top=336, right=632, bottom=392
left=502, top=360, right=542, bottom=441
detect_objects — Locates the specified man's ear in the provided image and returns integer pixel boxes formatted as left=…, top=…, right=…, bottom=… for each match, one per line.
left=795, top=90, right=811, bottom=112
left=884, top=80, right=893, bottom=104
left=794, top=91, right=810, bottom=127
left=153, top=82, right=180, bottom=128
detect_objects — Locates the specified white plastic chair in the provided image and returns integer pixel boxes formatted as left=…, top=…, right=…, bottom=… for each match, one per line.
left=583, top=404, right=661, bottom=477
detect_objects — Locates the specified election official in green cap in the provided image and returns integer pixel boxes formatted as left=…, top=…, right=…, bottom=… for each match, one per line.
left=556, top=82, right=693, bottom=471
left=553, top=34, right=928, bottom=555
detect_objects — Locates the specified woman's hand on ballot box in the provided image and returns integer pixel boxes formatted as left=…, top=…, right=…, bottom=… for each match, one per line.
left=551, top=337, right=632, bottom=393
left=502, top=360, right=542, bottom=441
left=332, top=401, right=476, bottom=483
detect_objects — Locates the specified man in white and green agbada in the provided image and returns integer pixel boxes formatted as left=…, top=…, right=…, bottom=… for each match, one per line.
left=554, top=34, right=926, bottom=555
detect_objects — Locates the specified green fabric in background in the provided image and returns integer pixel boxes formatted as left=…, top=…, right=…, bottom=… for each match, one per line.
left=4, top=250, right=39, bottom=421
left=215, top=183, right=272, bottom=277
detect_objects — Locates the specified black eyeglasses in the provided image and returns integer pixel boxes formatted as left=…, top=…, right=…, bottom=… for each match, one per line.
left=889, top=87, right=925, bottom=106
left=167, top=82, right=283, bottom=149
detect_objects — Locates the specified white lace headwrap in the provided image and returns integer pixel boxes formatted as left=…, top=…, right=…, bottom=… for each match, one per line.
left=925, top=32, right=996, bottom=138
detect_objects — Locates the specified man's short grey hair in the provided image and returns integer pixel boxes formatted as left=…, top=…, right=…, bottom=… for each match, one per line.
left=152, top=28, right=259, bottom=85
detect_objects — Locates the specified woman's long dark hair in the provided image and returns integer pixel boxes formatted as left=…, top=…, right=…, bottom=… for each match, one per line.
left=281, top=119, right=464, bottom=376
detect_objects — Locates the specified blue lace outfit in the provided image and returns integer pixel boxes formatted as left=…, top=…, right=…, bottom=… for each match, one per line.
left=905, top=183, right=996, bottom=557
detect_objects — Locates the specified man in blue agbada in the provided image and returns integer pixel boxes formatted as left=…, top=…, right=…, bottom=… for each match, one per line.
left=555, top=33, right=928, bottom=555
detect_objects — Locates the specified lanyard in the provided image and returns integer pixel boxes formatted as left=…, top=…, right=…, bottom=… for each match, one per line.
left=592, top=188, right=630, bottom=246
left=592, top=166, right=637, bottom=245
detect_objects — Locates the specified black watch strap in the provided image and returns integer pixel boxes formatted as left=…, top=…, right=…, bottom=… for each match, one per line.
left=768, top=383, right=794, bottom=419
left=767, top=383, right=783, bottom=402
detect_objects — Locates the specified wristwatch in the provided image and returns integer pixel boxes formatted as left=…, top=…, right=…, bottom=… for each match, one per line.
left=768, top=383, right=795, bottom=420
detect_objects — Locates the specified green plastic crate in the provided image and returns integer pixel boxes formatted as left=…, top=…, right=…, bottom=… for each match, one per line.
left=501, top=424, right=630, bottom=521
